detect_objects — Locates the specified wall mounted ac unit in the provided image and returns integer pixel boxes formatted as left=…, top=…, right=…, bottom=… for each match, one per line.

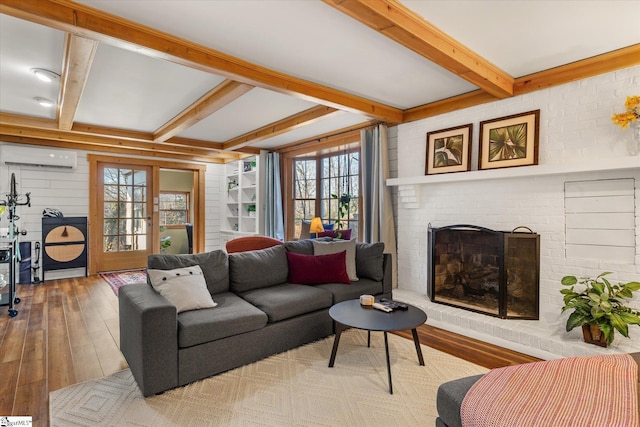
left=0, top=145, right=77, bottom=170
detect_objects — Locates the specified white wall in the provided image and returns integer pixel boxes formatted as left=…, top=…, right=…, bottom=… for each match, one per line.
left=392, top=65, right=640, bottom=359
left=0, top=144, right=225, bottom=279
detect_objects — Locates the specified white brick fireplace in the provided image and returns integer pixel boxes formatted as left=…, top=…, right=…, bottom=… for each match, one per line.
left=389, top=66, right=640, bottom=359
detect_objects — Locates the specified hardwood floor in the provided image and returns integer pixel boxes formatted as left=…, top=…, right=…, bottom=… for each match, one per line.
left=0, top=276, right=127, bottom=426
left=0, top=277, right=539, bottom=426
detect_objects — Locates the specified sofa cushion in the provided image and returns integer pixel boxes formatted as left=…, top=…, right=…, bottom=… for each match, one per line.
left=284, top=237, right=332, bottom=255
left=239, top=283, right=333, bottom=323
left=313, top=239, right=358, bottom=281
left=355, top=242, right=385, bottom=281
left=147, top=265, right=217, bottom=313
left=286, top=251, right=350, bottom=285
left=229, top=245, right=288, bottom=293
left=315, top=277, right=383, bottom=303
left=177, top=292, right=268, bottom=348
left=147, top=250, right=229, bottom=295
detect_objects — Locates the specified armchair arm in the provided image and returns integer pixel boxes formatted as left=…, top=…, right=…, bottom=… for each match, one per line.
left=119, top=283, right=178, bottom=396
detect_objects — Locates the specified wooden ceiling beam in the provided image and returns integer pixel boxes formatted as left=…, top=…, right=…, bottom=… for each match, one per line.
left=276, top=121, right=375, bottom=152
left=278, top=131, right=360, bottom=158
left=1, top=112, right=243, bottom=158
left=0, top=0, right=403, bottom=123
left=0, top=123, right=228, bottom=160
left=403, top=90, right=498, bottom=123
left=154, top=80, right=254, bottom=142
left=514, top=44, right=640, bottom=95
left=0, top=112, right=57, bottom=129
left=58, top=34, right=98, bottom=130
left=324, top=0, right=514, bottom=99
left=0, top=135, right=224, bottom=163
left=223, top=106, right=340, bottom=151
left=403, top=45, right=640, bottom=123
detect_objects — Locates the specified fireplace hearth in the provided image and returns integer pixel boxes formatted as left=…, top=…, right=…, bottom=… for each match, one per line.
left=427, top=224, right=540, bottom=319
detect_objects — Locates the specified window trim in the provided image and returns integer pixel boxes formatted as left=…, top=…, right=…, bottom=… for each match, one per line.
left=288, top=147, right=361, bottom=240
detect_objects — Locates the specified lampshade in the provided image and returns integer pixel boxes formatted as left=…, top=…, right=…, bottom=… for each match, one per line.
left=309, top=217, right=324, bottom=234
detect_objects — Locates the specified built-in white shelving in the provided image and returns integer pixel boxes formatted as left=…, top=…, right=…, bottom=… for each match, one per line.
left=221, top=153, right=265, bottom=245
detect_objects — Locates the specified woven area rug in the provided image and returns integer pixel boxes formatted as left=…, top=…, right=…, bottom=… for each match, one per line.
left=50, top=330, right=488, bottom=426
left=100, top=269, right=147, bottom=295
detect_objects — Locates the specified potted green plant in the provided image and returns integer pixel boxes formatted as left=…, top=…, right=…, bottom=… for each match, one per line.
left=331, top=193, right=351, bottom=230
left=159, top=226, right=172, bottom=253
left=560, top=272, right=640, bottom=347
left=247, top=204, right=256, bottom=217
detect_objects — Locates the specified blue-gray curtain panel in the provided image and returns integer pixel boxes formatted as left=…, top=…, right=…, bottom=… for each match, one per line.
left=361, top=124, right=397, bottom=288
left=265, top=152, right=284, bottom=240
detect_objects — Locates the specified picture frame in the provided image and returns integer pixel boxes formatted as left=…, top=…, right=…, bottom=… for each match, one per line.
left=479, top=110, right=540, bottom=170
left=425, top=123, right=473, bottom=175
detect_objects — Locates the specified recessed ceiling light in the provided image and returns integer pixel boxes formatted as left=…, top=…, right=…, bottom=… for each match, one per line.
left=30, top=68, right=60, bottom=83
left=34, top=97, right=55, bottom=108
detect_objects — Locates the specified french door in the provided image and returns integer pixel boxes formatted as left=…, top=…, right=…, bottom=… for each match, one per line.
left=95, top=162, right=154, bottom=272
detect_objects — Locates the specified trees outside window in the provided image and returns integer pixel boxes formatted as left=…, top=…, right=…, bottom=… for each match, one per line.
left=159, top=192, right=189, bottom=227
left=292, top=150, right=359, bottom=238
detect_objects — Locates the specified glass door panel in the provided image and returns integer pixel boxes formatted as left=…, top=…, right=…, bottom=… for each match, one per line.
left=97, top=164, right=153, bottom=272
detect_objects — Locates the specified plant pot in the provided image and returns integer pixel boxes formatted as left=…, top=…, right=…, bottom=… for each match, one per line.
left=581, top=324, right=608, bottom=347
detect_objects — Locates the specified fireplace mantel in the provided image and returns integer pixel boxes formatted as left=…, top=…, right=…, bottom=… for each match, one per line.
left=386, top=156, right=639, bottom=187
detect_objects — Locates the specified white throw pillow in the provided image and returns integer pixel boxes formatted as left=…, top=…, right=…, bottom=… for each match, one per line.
left=147, top=265, right=217, bottom=313
left=312, top=239, right=358, bottom=281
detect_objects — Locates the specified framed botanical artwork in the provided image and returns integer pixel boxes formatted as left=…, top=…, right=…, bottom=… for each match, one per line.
left=425, top=123, right=473, bottom=175
left=479, top=110, right=540, bottom=170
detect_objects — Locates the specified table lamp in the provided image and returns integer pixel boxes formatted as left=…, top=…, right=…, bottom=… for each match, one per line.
left=309, top=217, right=324, bottom=238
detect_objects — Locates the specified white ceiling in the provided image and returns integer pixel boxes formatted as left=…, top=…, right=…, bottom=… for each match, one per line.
left=1, top=0, right=638, bottom=158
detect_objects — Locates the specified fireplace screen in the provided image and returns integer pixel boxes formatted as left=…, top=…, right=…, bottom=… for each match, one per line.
left=427, top=224, right=539, bottom=319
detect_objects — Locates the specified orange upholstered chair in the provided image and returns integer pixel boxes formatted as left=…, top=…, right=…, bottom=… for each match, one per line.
left=225, top=235, right=283, bottom=253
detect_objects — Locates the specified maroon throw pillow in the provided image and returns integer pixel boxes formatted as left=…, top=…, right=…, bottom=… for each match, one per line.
left=286, top=250, right=350, bottom=285
left=337, top=229, right=351, bottom=240
left=318, top=230, right=338, bottom=238
left=318, top=229, right=352, bottom=240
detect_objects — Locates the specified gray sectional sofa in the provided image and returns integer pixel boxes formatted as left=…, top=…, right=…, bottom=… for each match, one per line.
left=119, top=238, right=392, bottom=396
left=436, top=375, right=484, bottom=427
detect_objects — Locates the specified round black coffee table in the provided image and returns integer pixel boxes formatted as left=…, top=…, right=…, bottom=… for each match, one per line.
left=328, top=299, right=427, bottom=394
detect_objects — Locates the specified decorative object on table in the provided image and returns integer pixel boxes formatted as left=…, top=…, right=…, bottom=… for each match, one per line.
left=560, top=272, right=640, bottom=347
left=611, top=95, right=640, bottom=155
left=479, top=110, right=540, bottom=170
left=425, top=123, right=473, bottom=175
left=359, top=294, right=374, bottom=305
left=309, top=216, right=324, bottom=237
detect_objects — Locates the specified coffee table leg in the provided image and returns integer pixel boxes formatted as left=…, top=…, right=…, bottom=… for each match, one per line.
left=384, top=331, right=393, bottom=394
left=411, top=328, right=425, bottom=366
left=367, top=330, right=371, bottom=348
left=329, top=322, right=348, bottom=367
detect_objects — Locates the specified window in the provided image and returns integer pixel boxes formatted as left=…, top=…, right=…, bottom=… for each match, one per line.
left=292, top=150, right=359, bottom=238
left=159, top=192, right=190, bottom=227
